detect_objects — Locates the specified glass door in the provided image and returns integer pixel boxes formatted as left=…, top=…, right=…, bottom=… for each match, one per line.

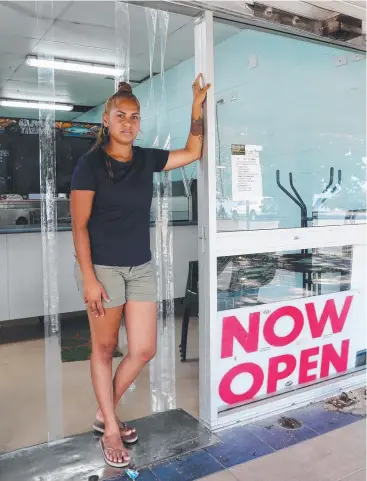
left=197, top=12, right=367, bottom=429
left=0, top=0, right=200, bottom=456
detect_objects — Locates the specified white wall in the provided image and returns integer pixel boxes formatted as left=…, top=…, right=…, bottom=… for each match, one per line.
left=0, top=235, right=9, bottom=321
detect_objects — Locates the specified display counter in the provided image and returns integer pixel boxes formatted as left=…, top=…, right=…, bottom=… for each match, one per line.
left=0, top=194, right=195, bottom=229
left=0, top=223, right=198, bottom=322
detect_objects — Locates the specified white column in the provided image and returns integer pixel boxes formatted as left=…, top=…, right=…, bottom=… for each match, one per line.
left=195, top=11, right=218, bottom=429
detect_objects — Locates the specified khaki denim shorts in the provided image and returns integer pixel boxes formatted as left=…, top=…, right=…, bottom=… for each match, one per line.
left=74, top=261, right=157, bottom=308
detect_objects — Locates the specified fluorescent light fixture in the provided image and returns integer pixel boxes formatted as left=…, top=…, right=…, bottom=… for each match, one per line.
left=26, top=56, right=123, bottom=76
left=0, top=99, right=73, bottom=111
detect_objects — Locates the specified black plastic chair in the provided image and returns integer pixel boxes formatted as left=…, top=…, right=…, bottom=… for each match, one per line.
left=179, top=255, right=277, bottom=362
left=179, top=261, right=198, bottom=362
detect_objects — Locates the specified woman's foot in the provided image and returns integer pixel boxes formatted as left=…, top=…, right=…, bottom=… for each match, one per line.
left=95, top=409, right=138, bottom=443
left=100, top=431, right=131, bottom=468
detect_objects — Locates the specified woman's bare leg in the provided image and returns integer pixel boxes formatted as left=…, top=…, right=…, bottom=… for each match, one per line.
left=89, top=305, right=129, bottom=464
left=112, top=301, right=157, bottom=407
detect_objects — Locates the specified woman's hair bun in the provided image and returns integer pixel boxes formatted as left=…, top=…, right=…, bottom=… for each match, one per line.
left=118, top=82, right=133, bottom=94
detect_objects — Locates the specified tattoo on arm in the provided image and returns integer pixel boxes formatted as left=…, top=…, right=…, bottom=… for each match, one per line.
left=190, top=115, right=203, bottom=140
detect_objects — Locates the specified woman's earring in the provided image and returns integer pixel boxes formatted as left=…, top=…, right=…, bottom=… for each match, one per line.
left=102, top=126, right=110, bottom=144
left=137, top=129, right=143, bottom=141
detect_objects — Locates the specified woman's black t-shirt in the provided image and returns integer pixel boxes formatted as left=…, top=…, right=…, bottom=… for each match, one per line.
left=71, top=146, right=169, bottom=267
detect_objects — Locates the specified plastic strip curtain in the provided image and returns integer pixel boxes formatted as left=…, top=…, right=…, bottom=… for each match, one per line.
left=114, top=0, right=133, bottom=393
left=115, top=1, right=130, bottom=88
left=145, top=7, right=176, bottom=412
left=36, top=0, right=64, bottom=442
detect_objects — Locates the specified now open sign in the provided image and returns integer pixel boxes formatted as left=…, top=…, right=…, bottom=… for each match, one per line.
left=216, top=291, right=362, bottom=408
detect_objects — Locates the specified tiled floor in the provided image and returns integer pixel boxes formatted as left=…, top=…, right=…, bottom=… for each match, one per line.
left=112, top=390, right=366, bottom=481
left=0, top=316, right=199, bottom=453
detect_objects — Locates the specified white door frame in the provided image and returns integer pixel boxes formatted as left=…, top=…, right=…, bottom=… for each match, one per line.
left=195, top=10, right=218, bottom=428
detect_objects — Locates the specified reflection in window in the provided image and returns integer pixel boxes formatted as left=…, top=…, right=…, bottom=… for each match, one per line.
left=214, top=22, right=366, bottom=231
left=217, top=246, right=352, bottom=311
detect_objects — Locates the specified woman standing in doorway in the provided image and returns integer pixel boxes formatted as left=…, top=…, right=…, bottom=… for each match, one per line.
left=70, top=75, right=210, bottom=468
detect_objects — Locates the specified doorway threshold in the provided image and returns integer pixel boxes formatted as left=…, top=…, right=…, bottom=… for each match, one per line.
left=0, top=409, right=219, bottom=481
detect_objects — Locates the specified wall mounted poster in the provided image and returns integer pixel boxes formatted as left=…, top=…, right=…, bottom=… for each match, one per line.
left=0, top=118, right=99, bottom=137
left=231, top=144, right=263, bottom=201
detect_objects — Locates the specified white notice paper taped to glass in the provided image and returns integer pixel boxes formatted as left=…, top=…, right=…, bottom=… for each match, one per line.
left=231, top=144, right=263, bottom=201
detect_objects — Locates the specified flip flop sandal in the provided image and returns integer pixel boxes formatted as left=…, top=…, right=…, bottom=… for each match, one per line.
left=93, top=420, right=139, bottom=444
left=99, top=438, right=130, bottom=469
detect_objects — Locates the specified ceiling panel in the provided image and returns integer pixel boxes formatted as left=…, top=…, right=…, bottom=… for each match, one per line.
left=44, top=20, right=115, bottom=51
left=59, top=0, right=116, bottom=28
left=126, top=3, right=192, bottom=36
left=0, top=54, right=24, bottom=83
left=32, top=40, right=116, bottom=65
left=57, top=2, right=191, bottom=39
left=9, top=64, right=39, bottom=84
left=0, top=35, right=39, bottom=56
left=0, top=3, right=50, bottom=39
left=43, top=16, right=155, bottom=59
left=1, top=79, right=64, bottom=97
left=3, top=1, right=72, bottom=19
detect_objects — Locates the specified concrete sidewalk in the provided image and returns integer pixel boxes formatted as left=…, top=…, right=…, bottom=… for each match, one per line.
left=202, top=419, right=366, bottom=481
